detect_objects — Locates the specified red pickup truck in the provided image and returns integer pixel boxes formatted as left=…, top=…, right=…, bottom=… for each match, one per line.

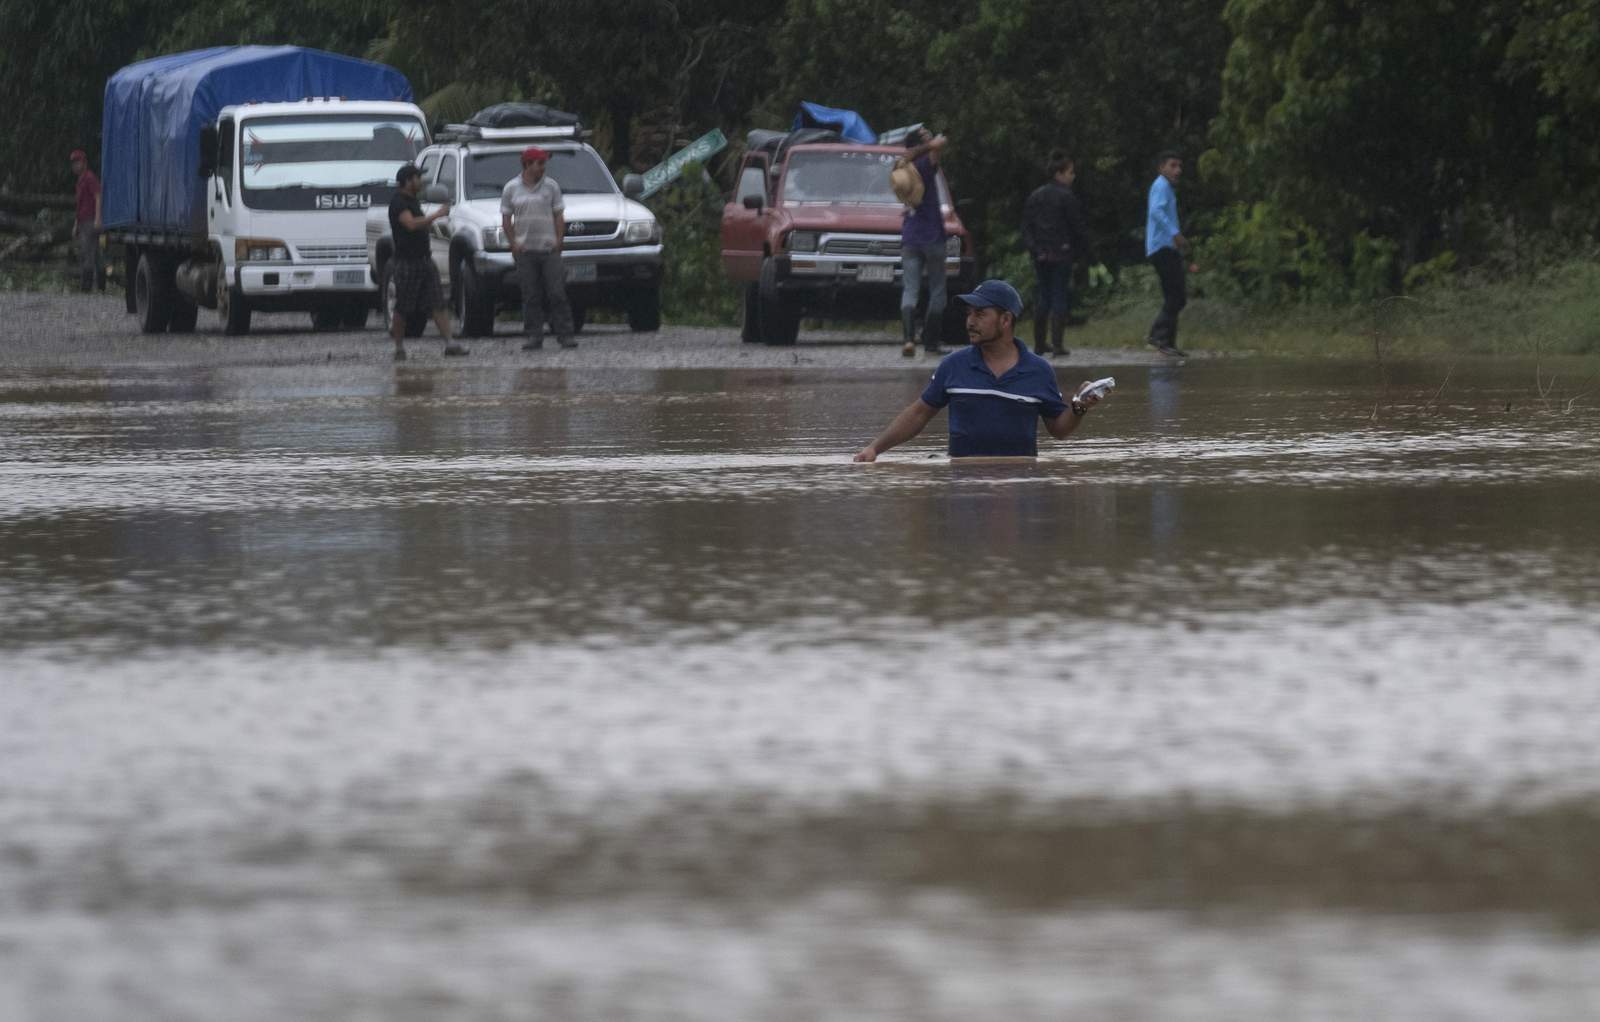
left=721, top=129, right=976, bottom=345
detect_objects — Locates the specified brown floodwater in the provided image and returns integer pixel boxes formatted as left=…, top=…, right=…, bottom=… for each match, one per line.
left=3, top=357, right=1599, bottom=1020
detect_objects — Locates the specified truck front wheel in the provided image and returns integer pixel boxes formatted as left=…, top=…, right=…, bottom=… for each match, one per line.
left=169, top=297, right=199, bottom=333
left=123, top=247, right=139, bottom=314
left=758, top=258, right=799, bottom=345
left=740, top=284, right=760, bottom=343
left=457, top=259, right=495, bottom=337
left=626, top=285, right=661, bottom=332
left=219, top=283, right=251, bottom=335
left=134, top=253, right=173, bottom=333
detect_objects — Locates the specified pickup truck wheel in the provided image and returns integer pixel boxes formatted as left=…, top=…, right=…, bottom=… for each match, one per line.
left=169, top=296, right=199, bottom=333
left=757, top=257, right=799, bottom=345
left=626, top=285, right=661, bottom=332
left=458, top=259, right=496, bottom=337
left=134, top=253, right=173, bottom=334
left=378, top=261, right=397, bottom=333
left=311, top=307, right=343, bottom=332
left=123, top=248, right=139, bottom=314
left=739, top=284, right=760, bottom=343
left=761, top=298, right=800, bottom=345
left=219, top=282, right=251, bottom=335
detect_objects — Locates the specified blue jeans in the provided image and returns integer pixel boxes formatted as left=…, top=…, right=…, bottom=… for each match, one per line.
left=1033, top=257, right=1071, bottom=317
left=900, top=241, right=948, bottom=318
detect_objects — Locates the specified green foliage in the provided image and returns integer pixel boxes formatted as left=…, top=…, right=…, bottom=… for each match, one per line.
left=1348, top=232, right=1399, bottom=302
left=647, top=164, right=739, bottom=326
left=1401, top=250, right=1458, bottom=295
left=15, top=0, right=1600, bottom=315
left=1205, top=0, right=1559, bottom=274
left=1192, top=204, right=1409, bottom=305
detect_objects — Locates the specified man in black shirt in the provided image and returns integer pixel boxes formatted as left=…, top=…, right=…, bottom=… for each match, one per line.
left=1020, top=151, right=1090, bottom=357
left=386, top=163, right=468, bottom=360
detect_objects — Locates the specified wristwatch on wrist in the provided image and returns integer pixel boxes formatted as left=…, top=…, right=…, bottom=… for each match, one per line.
left=1070, top=399, right=1087, bottom=417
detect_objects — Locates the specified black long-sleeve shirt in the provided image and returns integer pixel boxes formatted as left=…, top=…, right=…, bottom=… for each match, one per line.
left=1021, top=181, right=1089, bottom=261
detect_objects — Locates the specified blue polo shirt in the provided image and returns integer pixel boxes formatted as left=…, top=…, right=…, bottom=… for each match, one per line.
left=920, top=340, right=1069, bottom=457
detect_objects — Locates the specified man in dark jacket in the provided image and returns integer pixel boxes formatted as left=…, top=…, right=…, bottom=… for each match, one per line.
left=1020, top=151, right=1089, bottom=356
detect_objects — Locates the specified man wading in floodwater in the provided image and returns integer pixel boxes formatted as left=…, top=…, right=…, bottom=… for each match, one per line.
left=853, top=279, right=1108, bottom=461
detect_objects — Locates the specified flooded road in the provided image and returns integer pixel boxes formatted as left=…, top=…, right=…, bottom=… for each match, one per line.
left=3, top=337, right=1600, bottom=1019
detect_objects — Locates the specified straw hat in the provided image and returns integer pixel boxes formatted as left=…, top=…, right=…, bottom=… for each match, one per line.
left=890, top=159, right=924, bottom=208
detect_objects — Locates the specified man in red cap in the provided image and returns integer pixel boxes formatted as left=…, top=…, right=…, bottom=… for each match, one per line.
left=69, top=149, right=104, bottom=292
left=500, top=146, right=576, bottom=350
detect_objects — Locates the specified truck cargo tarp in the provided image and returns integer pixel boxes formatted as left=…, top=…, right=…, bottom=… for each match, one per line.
left=791, top=102, right=875, bottom=144
left=102, top=46, right=414, bottom=232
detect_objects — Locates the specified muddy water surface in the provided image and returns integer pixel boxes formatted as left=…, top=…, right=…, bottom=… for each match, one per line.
left=3, top=357, right=1600, bottom=1020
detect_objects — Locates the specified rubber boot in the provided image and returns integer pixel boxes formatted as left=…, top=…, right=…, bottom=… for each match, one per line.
left=901, top=308, right=917, bottom=357
left=1050, top=315, right=1068, bottom=356
left=1033, top=312, right=1050, bottom=355
left=922, top=309, right=945, bottom=354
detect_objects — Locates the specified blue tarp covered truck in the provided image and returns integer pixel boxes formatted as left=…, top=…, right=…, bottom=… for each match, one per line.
left=102, top=46, right=429, bottom=334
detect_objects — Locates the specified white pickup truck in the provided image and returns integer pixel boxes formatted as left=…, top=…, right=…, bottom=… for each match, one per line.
left=366, top=122, right=663, bottom=336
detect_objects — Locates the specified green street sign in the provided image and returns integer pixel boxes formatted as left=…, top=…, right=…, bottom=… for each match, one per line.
left=639, top=128, right=728, bottom=198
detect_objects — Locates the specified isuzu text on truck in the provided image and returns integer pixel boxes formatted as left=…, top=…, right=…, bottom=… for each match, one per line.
left=101, top=46, right=428, bottom=334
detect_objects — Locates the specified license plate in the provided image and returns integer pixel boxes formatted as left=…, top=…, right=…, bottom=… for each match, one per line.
left=565, top=263, right=597, bottom=283
left=859, top=264, right=893, bottom=282
left=334, top=269, right=365, bottom=285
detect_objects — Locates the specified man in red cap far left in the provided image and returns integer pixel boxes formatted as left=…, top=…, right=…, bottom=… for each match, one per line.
left=500, top=146, right=577, bottom=350
left=69, top=149, right=104, bottom=292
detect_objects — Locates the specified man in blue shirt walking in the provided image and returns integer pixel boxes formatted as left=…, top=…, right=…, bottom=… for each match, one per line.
left=1145, top=151, right=1190, bottom=358
left=853, top=279, right=1108, bottom=461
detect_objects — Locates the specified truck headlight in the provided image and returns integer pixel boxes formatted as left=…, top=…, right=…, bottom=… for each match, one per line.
left=945, top=236, right=962, bottom=258
left=623, top=220, right=660, bottom=244
left=482, top=226, right=509, bottom=251
left=788, top=231, right=818, bottom=253
left=236, top=238, right=290, bottom=262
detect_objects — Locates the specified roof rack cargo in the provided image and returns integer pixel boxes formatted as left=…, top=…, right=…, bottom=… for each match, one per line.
left=434, top=122, right=587, bottom=144
left=746, top=127, right=845, bottom=164
left=433, top=101, right=591, bottom=144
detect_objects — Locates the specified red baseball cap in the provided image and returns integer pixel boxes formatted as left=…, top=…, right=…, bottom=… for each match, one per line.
left=521, top=146, right=549, bottom=163
left=69, top=149, right=87, bottom=162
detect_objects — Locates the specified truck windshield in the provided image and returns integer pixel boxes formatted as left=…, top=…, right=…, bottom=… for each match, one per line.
left=781, top=150, right=903, bottom=205
left=464, top=148, right=617, bottom=200
left=239, top=113, right=427, bottom=210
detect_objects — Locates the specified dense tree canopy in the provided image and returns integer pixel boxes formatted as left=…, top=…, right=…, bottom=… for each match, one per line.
left=5, top=0, right=1600, bottom=303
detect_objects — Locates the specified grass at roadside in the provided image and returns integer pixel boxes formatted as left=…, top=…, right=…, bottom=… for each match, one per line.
left=1078, top=259, right=1600, bottom=359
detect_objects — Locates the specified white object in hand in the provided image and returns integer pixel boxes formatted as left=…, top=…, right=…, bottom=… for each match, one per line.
left=1078, top=377, right=1116, bottom=401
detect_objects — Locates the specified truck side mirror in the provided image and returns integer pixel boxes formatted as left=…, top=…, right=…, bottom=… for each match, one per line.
left=742, top=194, right=764, bottom=211
left=422, top=184, right=448, bottom=204
left=622, top=173, right=645, bottom=199
left=198, top=126, right=217, bottom=178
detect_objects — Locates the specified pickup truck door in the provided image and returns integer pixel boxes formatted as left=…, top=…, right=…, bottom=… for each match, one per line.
left=720, top=157, right=770, bottom=281
left=431, top=154, right=458, bottom=282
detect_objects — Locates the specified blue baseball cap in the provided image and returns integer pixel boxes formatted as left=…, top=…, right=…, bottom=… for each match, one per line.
left=956, top=279, right=1023, bottom=317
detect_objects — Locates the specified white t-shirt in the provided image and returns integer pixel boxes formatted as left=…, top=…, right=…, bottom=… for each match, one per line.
left=500, top=174, right=565, bottom=252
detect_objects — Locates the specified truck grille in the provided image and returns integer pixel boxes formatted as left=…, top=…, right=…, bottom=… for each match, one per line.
left=296, top=244, right=368, bottom=263
left=822, top=235, right=901, bottom=257
left=564, top=220, right=618, bottom=238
